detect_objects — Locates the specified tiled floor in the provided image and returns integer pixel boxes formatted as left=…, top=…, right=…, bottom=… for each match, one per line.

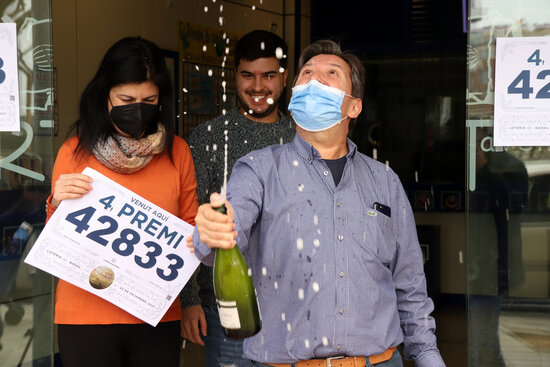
left=0, top=303, right=34, bottom=367
left=499, top=310, right=550, bottom=366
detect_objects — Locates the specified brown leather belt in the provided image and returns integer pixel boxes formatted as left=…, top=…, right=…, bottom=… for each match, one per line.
left=265, top=347, right=397, bottom=367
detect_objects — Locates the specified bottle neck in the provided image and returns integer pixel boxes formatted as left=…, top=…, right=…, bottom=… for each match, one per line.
left=214, top=203, right=227, bottom=215
left=213, top=203, right=234, bottom=252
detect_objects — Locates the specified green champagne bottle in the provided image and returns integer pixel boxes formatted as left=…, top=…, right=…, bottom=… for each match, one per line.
left=213, top=203, right=262, bottom=339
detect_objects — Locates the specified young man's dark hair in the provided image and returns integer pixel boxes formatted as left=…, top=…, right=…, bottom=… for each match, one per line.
left=234, top=30, right=288, bottom=69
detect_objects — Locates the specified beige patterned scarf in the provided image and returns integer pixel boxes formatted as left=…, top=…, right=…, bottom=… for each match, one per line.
left=93, top=124, right=166, bottom=174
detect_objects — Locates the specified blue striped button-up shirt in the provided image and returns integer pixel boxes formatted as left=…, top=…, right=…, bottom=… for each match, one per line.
left=193, top=134, right=445, bottom=366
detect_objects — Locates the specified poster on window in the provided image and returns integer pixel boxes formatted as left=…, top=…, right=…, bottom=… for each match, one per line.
left=494, top=36, right=550, bottom=146
left=0, top=23, right=20, bottom=132
left=24, top=167, right=200, bottom=326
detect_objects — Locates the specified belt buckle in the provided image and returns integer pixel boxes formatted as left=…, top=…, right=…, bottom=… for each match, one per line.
left=326, top=356, right=344, bottom=367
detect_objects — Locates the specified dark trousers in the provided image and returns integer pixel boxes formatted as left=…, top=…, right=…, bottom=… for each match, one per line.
left=58, top=321, right=181, bottom=367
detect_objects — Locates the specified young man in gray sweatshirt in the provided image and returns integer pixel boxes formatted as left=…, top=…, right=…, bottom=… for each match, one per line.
left=181, top=30, right=295, bottom=367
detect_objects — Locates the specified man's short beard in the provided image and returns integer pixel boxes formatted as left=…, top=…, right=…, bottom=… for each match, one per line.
left=237, top=94, right=280, bottom=119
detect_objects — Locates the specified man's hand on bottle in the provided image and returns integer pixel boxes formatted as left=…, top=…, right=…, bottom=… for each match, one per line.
left=186, top=193, right=238, bottom=251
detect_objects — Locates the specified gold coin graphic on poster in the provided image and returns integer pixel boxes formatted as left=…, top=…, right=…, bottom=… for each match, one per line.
left=89, top=266, right=115, bottom=289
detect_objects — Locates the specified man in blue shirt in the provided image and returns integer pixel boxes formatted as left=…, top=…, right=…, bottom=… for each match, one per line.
left=190, top=40, right=445, bottom=367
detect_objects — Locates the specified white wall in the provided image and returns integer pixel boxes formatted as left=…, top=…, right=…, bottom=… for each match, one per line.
left=415, top=212, right=466, bottom=294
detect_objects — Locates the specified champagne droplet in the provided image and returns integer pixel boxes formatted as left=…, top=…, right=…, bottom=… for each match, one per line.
left=296, top=238, right=304, bottom=250
left=312, top=282, right=320, bottom=292
left=298, top=288, right=304, bottom=300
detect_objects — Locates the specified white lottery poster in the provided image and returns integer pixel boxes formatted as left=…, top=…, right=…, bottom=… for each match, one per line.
left=0, top=23, right=21, bottom=132
left=494, top=36, right=550, bottom=146
left=25, top=167, right=200, bottom=326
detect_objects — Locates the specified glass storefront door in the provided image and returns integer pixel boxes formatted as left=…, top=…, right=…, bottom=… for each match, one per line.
left=0, top=0, right=54, bottom=366
left=467, top=0, right=550, bottom=365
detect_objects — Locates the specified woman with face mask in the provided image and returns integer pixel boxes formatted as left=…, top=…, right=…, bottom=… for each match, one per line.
left=47, top=37, right=198, bottom=367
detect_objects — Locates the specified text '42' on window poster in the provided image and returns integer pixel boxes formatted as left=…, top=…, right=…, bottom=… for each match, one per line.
left=25, top=167, right=200, bottom=326
left=494, top=36, right=550, bottom=146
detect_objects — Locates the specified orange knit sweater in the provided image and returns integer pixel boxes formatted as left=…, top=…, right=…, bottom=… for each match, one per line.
left=47, top=136, right=198, bottom=324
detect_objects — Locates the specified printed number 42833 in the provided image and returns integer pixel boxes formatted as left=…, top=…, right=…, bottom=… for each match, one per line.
left=507, top=49, right=550, bottom=99
left=65, top=205, right=183, bottom=282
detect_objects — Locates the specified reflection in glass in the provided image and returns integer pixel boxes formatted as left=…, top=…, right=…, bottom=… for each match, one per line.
left=467, top=0, right=550, bottom=365
left=0, top=0, right=54, bottom=365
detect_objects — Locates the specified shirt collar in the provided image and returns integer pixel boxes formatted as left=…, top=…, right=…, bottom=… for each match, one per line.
left=291, top=134, right=358, bottom=163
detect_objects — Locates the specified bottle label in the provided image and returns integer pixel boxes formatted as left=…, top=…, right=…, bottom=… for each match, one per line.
left=216, top=299, right=241, bottom=329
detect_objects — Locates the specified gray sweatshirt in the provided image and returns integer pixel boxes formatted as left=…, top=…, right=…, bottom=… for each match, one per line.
left=181, top=107, right=295, bottom=308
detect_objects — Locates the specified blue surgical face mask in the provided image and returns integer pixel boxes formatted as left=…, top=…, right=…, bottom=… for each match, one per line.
left=288, top=79, right=354, bottom=132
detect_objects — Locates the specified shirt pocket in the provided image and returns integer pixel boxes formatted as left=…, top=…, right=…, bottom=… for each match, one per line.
left=359, top=207, right=395, bottom=267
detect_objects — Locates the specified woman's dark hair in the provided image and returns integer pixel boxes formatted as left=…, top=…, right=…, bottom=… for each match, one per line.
left=69, top=37, right=175, bottom=159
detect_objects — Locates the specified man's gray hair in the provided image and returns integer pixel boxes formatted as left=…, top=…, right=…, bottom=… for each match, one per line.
left=294, top=40, right=365, bottom=99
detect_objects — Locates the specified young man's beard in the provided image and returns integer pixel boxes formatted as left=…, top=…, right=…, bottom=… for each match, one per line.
left=237, top=94, right=281, bottom=119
